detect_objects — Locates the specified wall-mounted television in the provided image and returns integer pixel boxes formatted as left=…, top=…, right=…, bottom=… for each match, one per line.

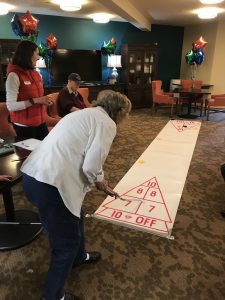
left=51, top=49, right=102, bottom=83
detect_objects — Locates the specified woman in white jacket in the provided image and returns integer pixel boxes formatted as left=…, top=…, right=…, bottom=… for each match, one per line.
left=21, top=90, right=131, bottom=300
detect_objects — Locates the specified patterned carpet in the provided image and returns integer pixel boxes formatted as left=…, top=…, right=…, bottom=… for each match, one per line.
left=0, top=109, right=225, bottom=300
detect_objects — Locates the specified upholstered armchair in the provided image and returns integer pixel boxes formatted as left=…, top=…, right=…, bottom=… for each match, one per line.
left=151, top=80, right=177, bottom=116
left=179, top=80, right=194, bottom=110
left=180, top=79, right=203, bottom=90
left=0, top=103, right=16, bottom=137
left=179, top=80, right=204, bottom=116
left=206, top=94, right=225, bottom=120
left=77, top=87, right=91, bottom=107
left=192, top=80, right=204, bottom=116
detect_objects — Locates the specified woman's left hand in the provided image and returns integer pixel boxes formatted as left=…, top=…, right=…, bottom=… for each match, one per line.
left=46, top=95, right=53, bottom=106
left=35, top=95, right=53, bottom=106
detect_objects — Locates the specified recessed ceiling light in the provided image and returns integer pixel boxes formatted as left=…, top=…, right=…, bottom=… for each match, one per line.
left=0, top=2, right=11, bottom=15
left=197, top=7, right=223, bottom=18
left=90, top=13, right=113, bottom=23
left=200, top=0, right=224, bottom=4
left=58, top=0, right=85, bottom=11
left=52, top=0, right=87, bottom=3
left=60, top=4, right=81, bottom=11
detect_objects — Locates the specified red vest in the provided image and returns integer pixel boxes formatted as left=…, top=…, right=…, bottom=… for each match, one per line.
left=7, top=64, right=47, bottom=126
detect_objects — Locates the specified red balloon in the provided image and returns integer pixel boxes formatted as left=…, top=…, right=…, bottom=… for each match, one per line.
left=194, top=36, right=208, bottom=51
left=111, top=37, right=116, bottom=45
left=19, top=11, right=39, bottom=34
left=47, top=33, right=58, bottom=50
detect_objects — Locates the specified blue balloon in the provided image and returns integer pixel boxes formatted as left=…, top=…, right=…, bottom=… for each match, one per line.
left=194, top=48, right=204, bottom=65
left=11, top=14, right=25, bottom=37
left=48, top=49, right=55, bottom=58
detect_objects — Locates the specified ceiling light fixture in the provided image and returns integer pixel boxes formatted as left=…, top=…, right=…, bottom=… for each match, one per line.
left=90, top=13, right=113, bottom=24
left=197, top=7, right=223, bottom=18
left=0, top=3, right=10, bottom=15
left=59, top=0, right=83, bottom=12
left=200, top=0, right=224, bottom=4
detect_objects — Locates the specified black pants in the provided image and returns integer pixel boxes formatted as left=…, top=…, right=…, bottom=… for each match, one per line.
left=13, top=122, right=49, bottom=141
left=23, top=174, right=86, bottom=300
left=221, top=163, right=225, bottom=181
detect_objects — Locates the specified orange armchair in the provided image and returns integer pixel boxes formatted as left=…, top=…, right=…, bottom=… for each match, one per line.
left=206, top=94, right=225, bottom=120
left=0, top=103, right=16, bottom=137
left=77, top=87, right=91, bottom=107
left=179, top=80, right=204, bottom=116
left=151, top=80, right=177, bottom=116
left=180, top=79, right=203, bottom=90
left=192, top=80, right=204, bottom=116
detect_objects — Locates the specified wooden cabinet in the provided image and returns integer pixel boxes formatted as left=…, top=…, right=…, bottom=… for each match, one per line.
left=0, top=39, right=20, bottom=90
left=121, top=44, right=158, bottom=108
left=87, top=84, right=125, bottom=101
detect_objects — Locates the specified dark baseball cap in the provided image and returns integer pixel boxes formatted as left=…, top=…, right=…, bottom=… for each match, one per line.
left=68, top=73, right=81, bottom=83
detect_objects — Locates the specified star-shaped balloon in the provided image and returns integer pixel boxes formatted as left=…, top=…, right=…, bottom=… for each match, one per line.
left=194, top=48, right=204, bottom=65
left=47, top=33, right=57, bottom=50
left=101, top=37, right=116, bottom=55
left=11, top=13, right=26, bottom=37
left=185, top=49, right=195, bottom=65
left=111, top=37, right=116, bottom=45
left=19, top=11, right=39, bottom=34
left=194, top=36, right=208, bottom=51
left=38, top=42, right=48, bottom=58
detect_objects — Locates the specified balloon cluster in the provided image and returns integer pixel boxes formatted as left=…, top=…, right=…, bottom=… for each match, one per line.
left=11, top=11, right=58, bottom=57
left=185, top=36, right=208, bottom=66
left=11, top=11, right=58, bottom=85
left=11, top=11, right=39, bottom=43
left=101, top=37, right=116, bottom=55
left=38, top=33, right=58, bottom=59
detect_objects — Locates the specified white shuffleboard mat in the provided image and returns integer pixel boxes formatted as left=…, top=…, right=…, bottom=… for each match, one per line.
left=94, top=120, right=201, bottom=239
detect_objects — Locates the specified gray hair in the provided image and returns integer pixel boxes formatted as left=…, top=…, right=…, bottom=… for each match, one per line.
left=92, top=90, right=132, bottom=124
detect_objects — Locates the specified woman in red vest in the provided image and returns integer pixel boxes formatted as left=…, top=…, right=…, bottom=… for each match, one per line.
left=6, top=40, right=53, bottom=141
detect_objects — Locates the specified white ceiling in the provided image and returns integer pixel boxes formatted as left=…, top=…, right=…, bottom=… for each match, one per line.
left=3, top=0, right=225, bottom=30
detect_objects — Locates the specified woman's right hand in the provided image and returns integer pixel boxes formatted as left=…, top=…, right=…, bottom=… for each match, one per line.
left=95, top=180, right=119, bottom=198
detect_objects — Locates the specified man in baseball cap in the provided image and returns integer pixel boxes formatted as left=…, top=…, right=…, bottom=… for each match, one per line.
left=67, top=72, right=81, bottom=83
left=58, top=73, right=86, bottom=117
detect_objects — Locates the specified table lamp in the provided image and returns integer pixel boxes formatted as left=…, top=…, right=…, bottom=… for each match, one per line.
left=107, top=54, right=122, bottom=84
left=35, top=57, right=46, bottom=72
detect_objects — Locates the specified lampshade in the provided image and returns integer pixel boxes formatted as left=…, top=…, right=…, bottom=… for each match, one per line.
left=107, top=55, right=122, bottom=84
left=36, top=57, right=46, bottom=68
left=107, top=55, right=122, bottom=68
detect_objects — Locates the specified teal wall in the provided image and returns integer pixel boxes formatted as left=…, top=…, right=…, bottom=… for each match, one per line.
left=0, top=13, right=184, bottom=90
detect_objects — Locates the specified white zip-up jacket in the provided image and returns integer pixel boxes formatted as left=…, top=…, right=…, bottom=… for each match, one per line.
left=21, top=106, right=116, bottom=217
